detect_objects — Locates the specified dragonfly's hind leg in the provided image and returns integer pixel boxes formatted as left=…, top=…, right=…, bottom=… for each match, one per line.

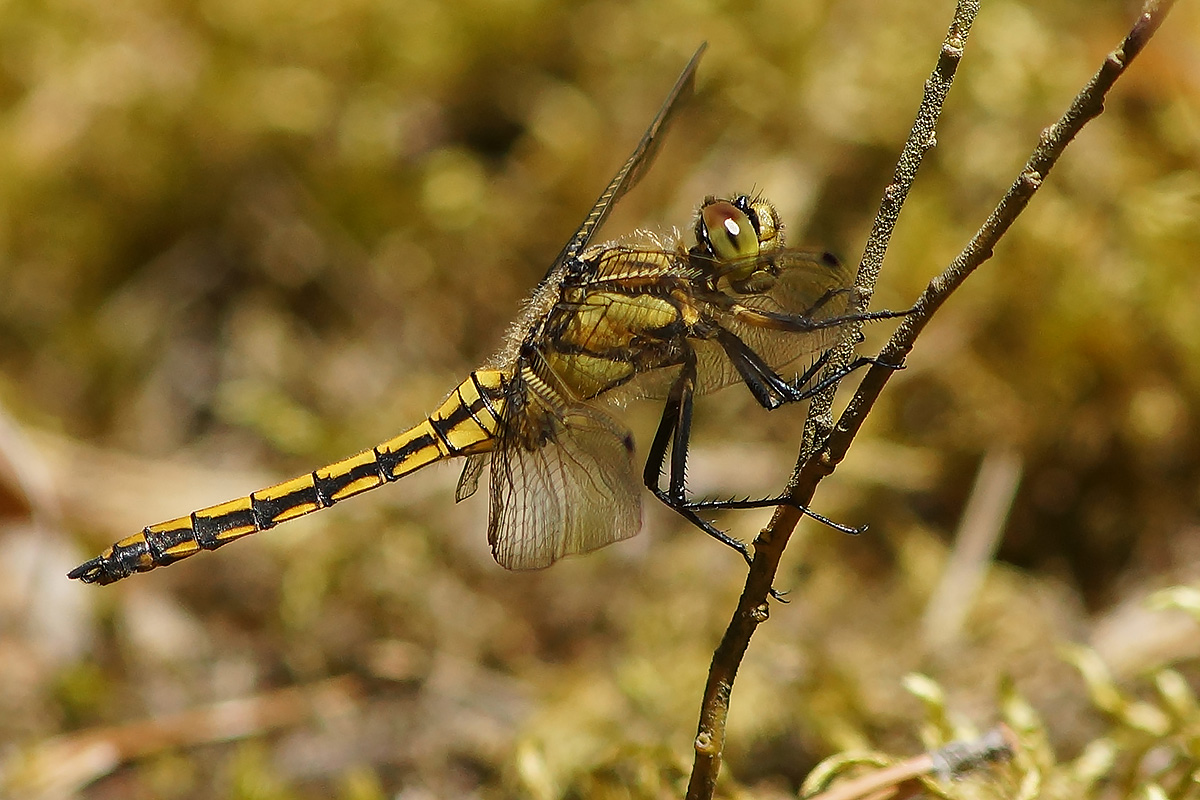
left=641, top=353, right=803, bottom=600
left=644, top=357, right=795, bottom=600
left=642, top=351, right=760, bottom=568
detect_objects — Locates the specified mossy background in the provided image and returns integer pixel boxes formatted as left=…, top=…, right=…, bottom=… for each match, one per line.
left=1, top=0, right=1198, bottom=797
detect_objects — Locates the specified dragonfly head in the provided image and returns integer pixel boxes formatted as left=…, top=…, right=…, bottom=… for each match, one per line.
left=693, top=195, right=784, bottom=293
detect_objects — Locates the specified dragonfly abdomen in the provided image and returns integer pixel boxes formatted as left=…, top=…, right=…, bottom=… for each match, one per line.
left=68, top=370, right=508, bottom=585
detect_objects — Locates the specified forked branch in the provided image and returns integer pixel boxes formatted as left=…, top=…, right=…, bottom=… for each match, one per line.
left=686, top=1, right=1178, bottom=797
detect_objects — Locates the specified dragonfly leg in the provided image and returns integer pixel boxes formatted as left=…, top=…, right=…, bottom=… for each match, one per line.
left=653, top=334, right=907, bottom=542
left=641, top=340, right=903, bottom=586
left=685, top=495, right=864, bottom=535
left=790, top=354, right=906, bottom=398
left=643, top=351, right=756, bottom=567
left=716, top=325, right=903, bottom=411
left=713, top=326, right=866, bottom=410
left=729, top=303, right=909, bottom=335
left=712, top=328, right=804, bottom=410
left=698, top=336, right=903, bottom=531
left=643, top=352, right=789, bottom=600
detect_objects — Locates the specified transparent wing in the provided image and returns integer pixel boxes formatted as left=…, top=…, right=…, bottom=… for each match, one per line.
left=541, top=44, right=705, bottom=281
left=488, top=404, right=642, bottom=570
left=691, top=249, right=858, bottom=396
left=455, top=453, right=489, bottom=501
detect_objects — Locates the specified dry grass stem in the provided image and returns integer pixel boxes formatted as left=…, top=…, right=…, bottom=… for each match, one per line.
left=921, top=446, right=1023, bottom=651
left=2, top=676, right=360, bottom=800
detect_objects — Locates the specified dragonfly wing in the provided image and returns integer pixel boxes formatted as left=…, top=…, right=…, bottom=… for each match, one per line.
left=488, top=405, right=642, bottom=570
left=542, top=44, right=705, bottom=280
left=456, top=453, right=489, bottom=501
left=694, top=249, right=858, bottom=395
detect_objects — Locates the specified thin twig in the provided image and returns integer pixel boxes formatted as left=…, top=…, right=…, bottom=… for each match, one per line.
left=686, top=4, right=980, bottom=796
left=686, top=1, right=1177, bottom=796
left=835, top=0, right=1175, bottom=449
left=803, top=0, right=980, bottom=454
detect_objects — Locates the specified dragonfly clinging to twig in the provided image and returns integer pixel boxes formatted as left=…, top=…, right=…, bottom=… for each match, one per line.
left=70, top=44, right=891, bottom=586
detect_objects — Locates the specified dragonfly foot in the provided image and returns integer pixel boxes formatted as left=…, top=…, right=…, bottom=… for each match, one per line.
left=864, top=355, right=906, bottom=372
left=765, top=496, right=863, bottom=535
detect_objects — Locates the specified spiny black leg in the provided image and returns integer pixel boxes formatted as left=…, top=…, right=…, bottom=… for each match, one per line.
left=711, top=326, right=895, bottom=412
left=713, top=327, right=799, bottom=410
left=642, top=352, right=759, bottom=568
left=686, top=495, right=864, bottom=535
left=792, top=355, right=907, bottom=401
left=733, top=305, right=910, bottom=334
left=665, top=359, right=764, bottom=566
left=673, top=328, right=892, bottom=537
left=642, top=358, right=790, bottom=602
left=789, top=346, right=837, bottom=393
left=667, top=359, right=694, bottom=502
left=639, top=340, right=900, bottom=594
left=860, top=354, right=907, bottom=372
left=643, top=385, right=679, bottom=491
left=794, top=355, right=873, bottom=397
left=641, top=346, right=694, bottom=498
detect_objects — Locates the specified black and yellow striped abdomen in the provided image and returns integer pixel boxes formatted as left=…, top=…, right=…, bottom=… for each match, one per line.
left=69, top=370, right=508, bottom=584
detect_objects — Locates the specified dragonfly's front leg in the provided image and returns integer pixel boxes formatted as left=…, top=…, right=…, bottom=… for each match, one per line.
left=726, top=302, right=909, bottom=335
left=712, top=326, right=826, bottom=410
left=714, top=325, right=895, bottom=411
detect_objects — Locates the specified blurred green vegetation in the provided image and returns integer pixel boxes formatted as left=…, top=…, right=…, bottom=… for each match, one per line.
left=1, top=0, right=1198, bottom=797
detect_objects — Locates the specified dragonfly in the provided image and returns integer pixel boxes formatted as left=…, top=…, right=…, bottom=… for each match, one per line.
left=70, top=43, right=885, bottom=586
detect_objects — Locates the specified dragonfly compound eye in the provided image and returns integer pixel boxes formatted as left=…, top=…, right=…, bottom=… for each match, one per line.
left=743, top=197, right=782, bottom=251
left=700, top=201, right=760, bottom=262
